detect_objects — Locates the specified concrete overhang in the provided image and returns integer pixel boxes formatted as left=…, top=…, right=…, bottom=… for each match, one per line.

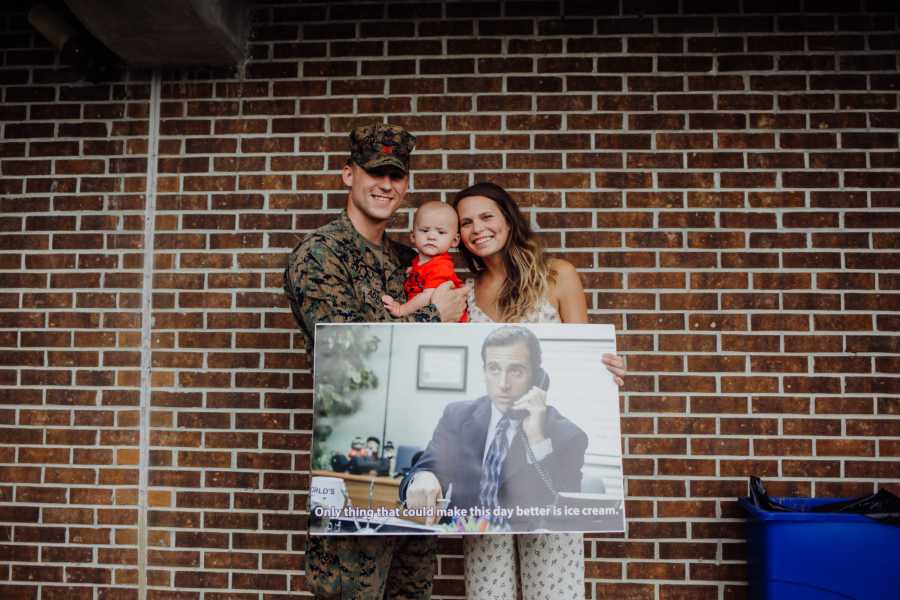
left=63, top=0, right=249, bottom=66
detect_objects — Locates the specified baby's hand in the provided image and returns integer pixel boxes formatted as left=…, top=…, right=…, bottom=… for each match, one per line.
left=381, top=294, right=403, bottom=318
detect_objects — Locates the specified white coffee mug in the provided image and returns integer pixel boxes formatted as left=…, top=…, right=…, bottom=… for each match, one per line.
left=310, top=476, right=349, bottom=511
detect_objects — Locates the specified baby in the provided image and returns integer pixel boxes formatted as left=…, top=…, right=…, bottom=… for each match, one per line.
left=382, top=201, right=468, bottom=322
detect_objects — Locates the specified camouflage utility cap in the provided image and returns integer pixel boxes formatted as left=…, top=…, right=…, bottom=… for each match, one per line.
left=349, top=123, right=416, bottom=173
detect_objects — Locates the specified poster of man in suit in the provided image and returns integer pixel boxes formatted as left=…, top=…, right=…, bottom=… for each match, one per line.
left=309, top=323, right=625, bottom=536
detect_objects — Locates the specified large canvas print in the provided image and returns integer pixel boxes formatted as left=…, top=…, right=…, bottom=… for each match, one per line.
left=309, top=322, right=625, bottom=536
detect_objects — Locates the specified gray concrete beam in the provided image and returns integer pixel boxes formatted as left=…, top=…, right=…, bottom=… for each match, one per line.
left=63, top=0, right=248, bottom=66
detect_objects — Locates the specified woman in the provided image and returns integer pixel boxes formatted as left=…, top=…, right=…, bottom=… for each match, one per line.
left=451, top=182, right=626, bottom=600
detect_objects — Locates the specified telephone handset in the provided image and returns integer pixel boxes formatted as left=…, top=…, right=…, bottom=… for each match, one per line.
left=507, top=368, right=558, bottom=499
left=535, top=368, right=550, bottom=392
left=507, top=369, right=550, bottom=420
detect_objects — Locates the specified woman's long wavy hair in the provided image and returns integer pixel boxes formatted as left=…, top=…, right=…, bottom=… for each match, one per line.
left=452, top=182, right=554, bottom=322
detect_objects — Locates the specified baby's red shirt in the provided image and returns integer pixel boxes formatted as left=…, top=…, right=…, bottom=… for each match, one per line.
left=403, top=253, right=468, bottom=322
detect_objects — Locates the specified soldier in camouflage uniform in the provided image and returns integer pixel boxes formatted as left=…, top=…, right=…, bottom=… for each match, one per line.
left=284, top=124, right=467, bottom=599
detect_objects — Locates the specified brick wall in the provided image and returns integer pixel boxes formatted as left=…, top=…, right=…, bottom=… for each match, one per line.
left=1, top=1, right=899, bottom=599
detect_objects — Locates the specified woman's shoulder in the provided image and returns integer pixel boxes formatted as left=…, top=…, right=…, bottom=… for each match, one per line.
left=547, top=257, right=577, bottom=277
left=546, top=257, right=584, bottom=299
left=545, top=257, right=588, bottom=322
left=547, top=257, right=581, bottom=288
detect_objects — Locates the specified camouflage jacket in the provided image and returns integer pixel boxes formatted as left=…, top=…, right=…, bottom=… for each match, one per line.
left=283, top=211, right=440, bottom=352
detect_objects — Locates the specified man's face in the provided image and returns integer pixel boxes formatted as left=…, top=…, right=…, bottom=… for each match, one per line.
left=483, top=341, right=534, bottom=414
left=367, top=440, right=379, bottom=454
left=342, top=163, right=408, bottom=227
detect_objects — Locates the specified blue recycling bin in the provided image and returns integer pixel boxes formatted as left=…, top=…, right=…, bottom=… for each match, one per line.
left=739, top=496, right=900, bottom=600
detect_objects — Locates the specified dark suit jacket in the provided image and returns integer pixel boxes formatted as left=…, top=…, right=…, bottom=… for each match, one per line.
left=400, top=396, right=588, bottom=529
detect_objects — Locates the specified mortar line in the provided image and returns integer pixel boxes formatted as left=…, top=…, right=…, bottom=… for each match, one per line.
left=138, top=69, right=162, bottom=600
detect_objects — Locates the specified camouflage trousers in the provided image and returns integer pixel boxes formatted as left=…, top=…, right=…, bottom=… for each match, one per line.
left=305, top=535, right=436, bottom=599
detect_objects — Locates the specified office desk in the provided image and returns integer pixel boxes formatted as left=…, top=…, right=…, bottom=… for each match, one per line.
left=311, top=469, right=402, bottom=510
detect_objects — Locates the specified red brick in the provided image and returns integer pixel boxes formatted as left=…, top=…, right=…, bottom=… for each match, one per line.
left=0, top=466, right=41, bottom=483
left=751, top=314, right=809, bottom=331
left=690, top=272, right=747, bottom=290
left=661, top=456, right=715, bottom=482
left=881, top=441, right=900, bottom=457
left=660, top=292, right=716, bottom=309
left=11, top=565, right=63, bottom=582
left=148, top=550, right=200, bottom=568
left=688, top=355, right=745, bottom=372
left=660, top=375, right=716, bottom=393
left=172, top=571, right=229, bottom=589
left=754, top=438, right=812, bottom=457
left=688, top=314, right=747, bottom=331
left=817, top=440, right=875, bottom=457
left=815, top=397, right=872, bottom=415
left=628, top=521, right=687, bottom=540
left=628, top=561, right=686, bottom=581
left=629, top=113, right=685, bottom=131
left=722, top=292, right=778, bottom=309
left=658, top=334, right=716, bottom=352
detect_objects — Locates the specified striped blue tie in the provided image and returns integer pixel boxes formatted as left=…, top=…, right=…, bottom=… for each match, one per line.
left=479, top=416, right=511, bottom=527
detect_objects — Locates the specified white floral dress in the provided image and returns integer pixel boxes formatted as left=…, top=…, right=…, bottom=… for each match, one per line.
left=463, top=286, right=584, bottom=600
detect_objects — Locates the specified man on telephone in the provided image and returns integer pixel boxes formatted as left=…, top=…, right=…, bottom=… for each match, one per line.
left=401, top=326, right=589, bottom=531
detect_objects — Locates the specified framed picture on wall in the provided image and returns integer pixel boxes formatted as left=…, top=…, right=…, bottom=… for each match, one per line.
left=417, top=345, right=467, bottom=391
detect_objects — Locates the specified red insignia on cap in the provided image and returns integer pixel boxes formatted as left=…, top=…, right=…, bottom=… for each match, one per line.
left=381, top=145, right=394, bottom=154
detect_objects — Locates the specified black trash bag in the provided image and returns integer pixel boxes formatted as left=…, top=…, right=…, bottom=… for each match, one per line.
left=748, top=476, right=793, bottom=512
left=748, top=477, right=900, bottom=525
left=810, top=489, right=900, bottom=525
